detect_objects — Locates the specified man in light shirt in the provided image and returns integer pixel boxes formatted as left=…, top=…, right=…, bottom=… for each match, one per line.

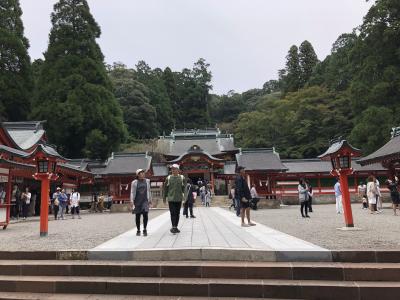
left=334, top=179, right=343, bottom=214
left=70, top=189, right=81, bottom=219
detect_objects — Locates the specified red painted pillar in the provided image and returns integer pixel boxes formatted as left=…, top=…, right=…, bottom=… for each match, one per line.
left=339, top=172, right=354, bottom=227
left=40, top=177, right=50, bottom=237
left=5, top=170, right=12, bottom=226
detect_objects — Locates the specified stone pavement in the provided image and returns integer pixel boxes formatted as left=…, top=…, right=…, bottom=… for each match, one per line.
left=90, top=207, right=331, bottom=262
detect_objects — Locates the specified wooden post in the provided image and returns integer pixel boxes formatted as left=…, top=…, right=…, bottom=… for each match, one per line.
left=39, top=177, right=50, bottom=237
left=5, top=169, right=12, bottom=227
left=339, top=171, right=354, bottom=227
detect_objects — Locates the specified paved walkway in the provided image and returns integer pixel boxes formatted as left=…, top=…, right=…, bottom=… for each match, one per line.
left=90, top=207, right=331, bottom=262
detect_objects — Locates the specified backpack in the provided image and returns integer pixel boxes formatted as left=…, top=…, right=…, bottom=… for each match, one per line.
left=166, top=175, right=185, bottom=187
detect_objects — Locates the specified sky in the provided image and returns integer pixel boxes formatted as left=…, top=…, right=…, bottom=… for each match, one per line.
left=19, top=0, right=373, bottom=95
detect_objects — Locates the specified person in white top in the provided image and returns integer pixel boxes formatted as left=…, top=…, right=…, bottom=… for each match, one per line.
left=70, top=189, right=81, bottom=219
left=367, top=175, right=378, bottom=214
left=375, top=178, right=382, bottom=212
left=21, top=187, right=31, bottom=220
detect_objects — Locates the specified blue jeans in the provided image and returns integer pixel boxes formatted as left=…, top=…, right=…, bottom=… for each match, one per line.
left=59, top=201, right=67, bottom=219
left=235, top=197, right=241, bottom=216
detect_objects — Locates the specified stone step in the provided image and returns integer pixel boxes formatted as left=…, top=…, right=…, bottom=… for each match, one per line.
left=0, top=292, right=292, bottom=300
left=2, top=250, right=400, bottom=263
left=1, top=261, right=400, bottom=282
left=0, top=275, right=399, bottom=299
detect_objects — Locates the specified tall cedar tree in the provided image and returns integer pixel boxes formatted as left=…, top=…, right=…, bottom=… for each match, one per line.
left=31, top=0, right=126, bottom=159
left=283, top=45, right=301, bottom=93
left=0, top=0, right=33, bottom=121
left=299, top=40, right=319, bottom=86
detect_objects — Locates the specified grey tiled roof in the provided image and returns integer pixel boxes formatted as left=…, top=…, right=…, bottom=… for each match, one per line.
left=358, top=133, right=400, bottom=166
left=157, top=137, right=237, bottom=156
left=0, top=145, right=30, bottom=157
left=283, top=159, right=386, bottom=173
left=95, top=152, right=152, bottom=175
left=3, top=121, right=46, bottom=150
left=236, top=148, right=287, bottom=171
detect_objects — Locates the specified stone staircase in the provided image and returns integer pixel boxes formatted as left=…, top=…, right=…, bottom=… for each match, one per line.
left=0, top=259, right=399, bottom=299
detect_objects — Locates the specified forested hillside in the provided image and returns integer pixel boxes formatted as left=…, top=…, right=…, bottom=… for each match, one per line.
left=1, top=0, right=399, bottom=159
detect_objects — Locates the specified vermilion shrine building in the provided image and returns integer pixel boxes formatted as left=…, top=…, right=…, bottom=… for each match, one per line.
left=0, top=124, right=390, bottom=213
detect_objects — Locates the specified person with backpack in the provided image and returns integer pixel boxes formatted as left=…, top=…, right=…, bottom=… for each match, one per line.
left=70, top=189, right=81, bottom=219
left=163, top=164, right=186, bottom=234
left=131, top=169, right=152, bottom=236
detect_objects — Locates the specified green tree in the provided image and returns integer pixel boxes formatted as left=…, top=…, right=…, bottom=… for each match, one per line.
left=349, top=106, right=394, bottom=155
left=108, top=63, right=157, bottom=139
left=31, top=0, right=126, bottom=158
left=162, top=67, right=180, bottom=122
left=299, top=40, right=319, bottom=86
left=136, top=61, right=173, bottom=133
left=282, top=45, right=301, bottom=94
left=0, top=0, right=33, bottom=121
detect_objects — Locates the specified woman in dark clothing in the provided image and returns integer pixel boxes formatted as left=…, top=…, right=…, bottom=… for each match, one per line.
left=183, top=179, right=196, bottom=218
left=130, top=169, right=152, bottom=236
left=386, top=176, right=400, bottom=216
left=298, top=178, right=310, bottom=218
left=306, top=180, right=313, bottom=213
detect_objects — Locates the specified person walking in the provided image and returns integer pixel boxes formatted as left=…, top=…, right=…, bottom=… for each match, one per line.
left=163, top=164, right=186, bottom=234
left=235, top=166, right=256, bottom=227
left=58, top=189, right=68, bottom=220
left=53, top=188, right=61, bottom=220
left=70, top=189, right=81, bottom=219
left=183, top=179, right=196, bottom=218
left=334, top=179, right=343, bottom=214
left=250, top=184, right=260, bottom=210
left=11, top=185, right=20, bottom=220
left=306, top=180, right=313, bottom=213
left=367, top=175, right=378, bottom=214
left=229, top=185, right=236, bottom=210
left=205, top=188, right=212, bottom=207
left=98, top=193, right=105, bottom=213
left=298, top=179, right=310, bottom=218
left=386, top=176, right=399, bottom=216
left=375, top=178, right=382, bottom=213
left=131, top=169, right=152, bottom=236
left=21, top=187, right=31, bottom=220
left=358, top=182, right=368, bottom=209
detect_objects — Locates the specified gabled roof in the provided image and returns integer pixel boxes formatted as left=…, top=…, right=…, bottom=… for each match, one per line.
left=236, top=148, right=287, bottom=172
left=168, top=145, right=224, bottom=163
left=157, top=128, right=237, bottom=156
left=358, top=127, right=400, bottom=166
left=95, top=152, right=152, bottom=176
left=2, top=121, right=46, bottom=150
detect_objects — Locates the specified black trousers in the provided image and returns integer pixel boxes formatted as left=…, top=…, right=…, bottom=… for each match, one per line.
left=301, top=201, right=309, bottom=216
left=54, top=205, right=59, bottom=219
left=308, top=196, right=313, bottom=212
left=22, top=202, right=29, bottom=218
left=168, top=202, right=182, bottom=227
left=135, top=212, right=149, bottom=230
left=71, top=206, right=80, bottom=215
left=183, top=202, right=194, bottom=217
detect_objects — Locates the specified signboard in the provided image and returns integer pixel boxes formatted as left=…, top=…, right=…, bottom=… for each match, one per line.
left=0, top=176, right=8, bottom=183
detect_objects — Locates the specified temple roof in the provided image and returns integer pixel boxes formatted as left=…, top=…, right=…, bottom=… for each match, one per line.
left=2, top=121, right=46, bottom=150
left=236, top=148, right=288, bottom=172
left=157, top=128, right=237, bottom=156
left=94, top=152, right=152, bottom=176
left=358, top=127, right=400, bottom=166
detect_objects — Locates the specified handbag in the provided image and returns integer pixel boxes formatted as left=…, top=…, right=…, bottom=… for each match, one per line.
left=241, top=197, right=249, bottom=203
left=54, top=198, right=59, bottom=206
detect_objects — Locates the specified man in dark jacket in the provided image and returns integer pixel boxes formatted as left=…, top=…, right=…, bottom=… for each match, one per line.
left=235, top=166, right=256, bottom=227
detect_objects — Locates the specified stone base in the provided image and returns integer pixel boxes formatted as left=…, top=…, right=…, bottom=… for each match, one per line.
left=336, top=226, right=363, bottom=231
left=110, top=203, right=131, bottom=213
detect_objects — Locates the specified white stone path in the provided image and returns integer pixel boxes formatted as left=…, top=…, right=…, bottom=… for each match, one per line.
left=90, top=207, right=331, bottom=261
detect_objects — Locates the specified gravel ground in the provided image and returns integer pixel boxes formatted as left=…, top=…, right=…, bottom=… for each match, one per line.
left=249, top=203, right=400, bottom=250
left=0, top=209, right=165, bottom=251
